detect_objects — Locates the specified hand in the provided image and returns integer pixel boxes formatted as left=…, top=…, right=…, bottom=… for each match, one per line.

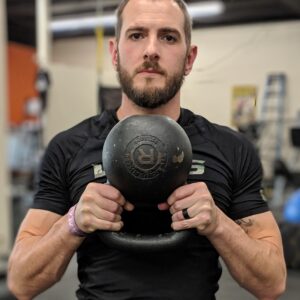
left=75, top=182, right=134, bottom=233
left=158, top=182, right=219, bottom=236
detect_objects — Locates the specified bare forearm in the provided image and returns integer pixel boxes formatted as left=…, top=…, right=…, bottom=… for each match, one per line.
left=208, top=210, right=286, bottom=299
left=8, top=214, right=84, bottom=299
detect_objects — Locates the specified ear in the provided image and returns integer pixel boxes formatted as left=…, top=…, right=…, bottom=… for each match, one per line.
left=109, top=38, right=118, bottom=70
left=184, top=45, right=198, bottom=76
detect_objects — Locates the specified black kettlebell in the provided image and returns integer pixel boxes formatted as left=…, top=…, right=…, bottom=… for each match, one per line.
left=99, top=115, right=193, bottom=252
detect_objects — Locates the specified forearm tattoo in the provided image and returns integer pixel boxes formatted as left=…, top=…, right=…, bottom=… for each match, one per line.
left=235, top=218, right=253, bottom=233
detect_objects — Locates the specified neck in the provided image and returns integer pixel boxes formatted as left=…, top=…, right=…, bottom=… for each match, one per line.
left=116, top=92, right=181, bottom=121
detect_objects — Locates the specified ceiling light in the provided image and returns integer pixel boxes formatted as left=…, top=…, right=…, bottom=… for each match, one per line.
left=50, top=1, right=225, bottom=34
left=187, top=1, right=225, bottom=19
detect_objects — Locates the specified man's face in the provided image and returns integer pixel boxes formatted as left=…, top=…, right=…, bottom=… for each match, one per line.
left=115, top=0, right=189, bottom=108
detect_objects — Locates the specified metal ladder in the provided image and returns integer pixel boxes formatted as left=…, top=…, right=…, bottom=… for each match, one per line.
left=258, top=73, right=287, bottom=208
left=259, top=73, right=286, bottom=161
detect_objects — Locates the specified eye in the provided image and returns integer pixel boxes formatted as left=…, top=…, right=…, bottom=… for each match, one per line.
left=129, top=32, right=144, bottom=41
left=162, top=34, right=177, bottom=43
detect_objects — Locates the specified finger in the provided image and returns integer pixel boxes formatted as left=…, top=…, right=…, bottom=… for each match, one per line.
left=172, top=201, right=215, bottom=224
left=171, top=216, right=203, bottom=231
left=100, top=186, right=134, bottom=211
left=92, top=206, right=122, bottom=222
left=88, top=182, right=127, bottom=206
left=97, top=198, right=124, bottom=214
left=171, top=219, right=192, bottom=231
left=76, top=209, right=124, bottom=233
left=167, top=184, right=195, bottom=206
left=80, top=191, right=123, bottom=214
left=84, top=187, right=134, bottom=214
left=172, top=210, right=214, bottom=232
left=168, top=182, right=210, bottom=206
left=157, top=202, right=170, bottom=211
left=124, top=201, right=135, bottom=211
left=91, top=217, right=124, bottom=232
left=172, top=207, right=193, bottom=222
left=169, top=194, right=198, bottom=215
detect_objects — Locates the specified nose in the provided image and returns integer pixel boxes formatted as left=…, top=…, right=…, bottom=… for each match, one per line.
left=143, top=36, right=160, bottom=61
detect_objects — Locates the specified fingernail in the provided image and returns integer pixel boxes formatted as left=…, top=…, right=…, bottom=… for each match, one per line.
left=125, top=202, right=134, bottom=211
left=157, top=202, right=169, bottom=210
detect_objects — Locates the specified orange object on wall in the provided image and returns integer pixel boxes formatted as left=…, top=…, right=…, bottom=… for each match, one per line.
left=8, top=42, right=38, bottom=126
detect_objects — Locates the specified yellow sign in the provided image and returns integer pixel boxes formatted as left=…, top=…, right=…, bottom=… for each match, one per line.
left=231, top=85, right=257, bottom=128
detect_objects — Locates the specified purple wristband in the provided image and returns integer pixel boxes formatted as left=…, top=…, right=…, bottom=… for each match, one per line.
left=68, top=205, right=87, bottom=237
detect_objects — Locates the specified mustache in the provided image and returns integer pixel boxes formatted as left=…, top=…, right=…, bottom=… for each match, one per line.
left=135, top=61, right=166, bottom=75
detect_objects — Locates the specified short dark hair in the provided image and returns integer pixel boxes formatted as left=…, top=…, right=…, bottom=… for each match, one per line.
left=115, top=0, right=192, bottom=46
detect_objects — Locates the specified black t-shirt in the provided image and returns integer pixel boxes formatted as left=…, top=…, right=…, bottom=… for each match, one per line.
left=32, top=108, right=269, bottom=300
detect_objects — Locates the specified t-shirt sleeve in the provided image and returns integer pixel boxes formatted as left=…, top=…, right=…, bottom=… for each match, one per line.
left=229, top=136, right=269, bottom=220
left=31, top=134, right=71, bottom=215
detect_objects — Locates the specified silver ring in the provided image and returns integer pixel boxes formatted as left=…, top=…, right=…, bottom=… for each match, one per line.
left=182, top=208, right=190, bottom=220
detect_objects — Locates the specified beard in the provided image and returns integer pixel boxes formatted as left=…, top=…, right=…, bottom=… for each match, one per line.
left=117, top=57, right=186, bottom=109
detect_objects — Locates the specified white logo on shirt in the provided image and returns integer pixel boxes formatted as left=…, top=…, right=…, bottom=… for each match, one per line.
left=189, top=160, right=205, bottom=175
left=93, top=161, right=204, bottom=178
left=93, top=164, right=106, bottom=178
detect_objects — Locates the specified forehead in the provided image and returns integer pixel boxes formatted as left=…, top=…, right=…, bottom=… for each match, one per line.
left=121, top=0, right=185, bottom=33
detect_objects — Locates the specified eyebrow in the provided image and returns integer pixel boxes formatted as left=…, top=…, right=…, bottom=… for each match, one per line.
left=125, top=26, right=182, bottom=39
left=125, top=26, right=146, bottom=34
left=159, top=28, right=182, bottom=39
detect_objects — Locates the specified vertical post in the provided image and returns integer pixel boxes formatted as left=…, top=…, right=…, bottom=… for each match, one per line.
left=36, top=0, right=51, bottom=147
left=0, top=0, right=12, bottom=258
left=36, top=0, right=51, bottom=68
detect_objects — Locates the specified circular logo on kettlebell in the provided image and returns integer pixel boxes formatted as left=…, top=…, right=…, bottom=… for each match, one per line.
left=124, top=135, right=167, bottom=179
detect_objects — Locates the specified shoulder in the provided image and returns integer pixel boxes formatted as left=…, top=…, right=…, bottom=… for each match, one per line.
left=204, top=118, right=259, bottom=166
left=182, top=109, right=260, bottom=174
left=202, top=116, right=248, bottom=146
left=47, top=110, right=116, bottom=155
left=182, top=108, right=252, bottom=149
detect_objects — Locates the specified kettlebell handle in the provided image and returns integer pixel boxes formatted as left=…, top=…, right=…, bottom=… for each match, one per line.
left=98, top=230, right=193, bottom=253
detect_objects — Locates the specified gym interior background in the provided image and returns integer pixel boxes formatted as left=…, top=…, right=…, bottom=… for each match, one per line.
left=1, top=0, right=300, bottom=299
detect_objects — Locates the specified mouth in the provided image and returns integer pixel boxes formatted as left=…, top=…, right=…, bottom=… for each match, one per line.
left=138, top=69, right=163, bottom=75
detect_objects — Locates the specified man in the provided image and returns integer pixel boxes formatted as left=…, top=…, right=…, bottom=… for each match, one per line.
left=8, top=0, right=286, bottom=299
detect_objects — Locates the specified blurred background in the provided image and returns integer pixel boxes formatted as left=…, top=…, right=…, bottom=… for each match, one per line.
left=0, top=0, right=300, bottom=299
